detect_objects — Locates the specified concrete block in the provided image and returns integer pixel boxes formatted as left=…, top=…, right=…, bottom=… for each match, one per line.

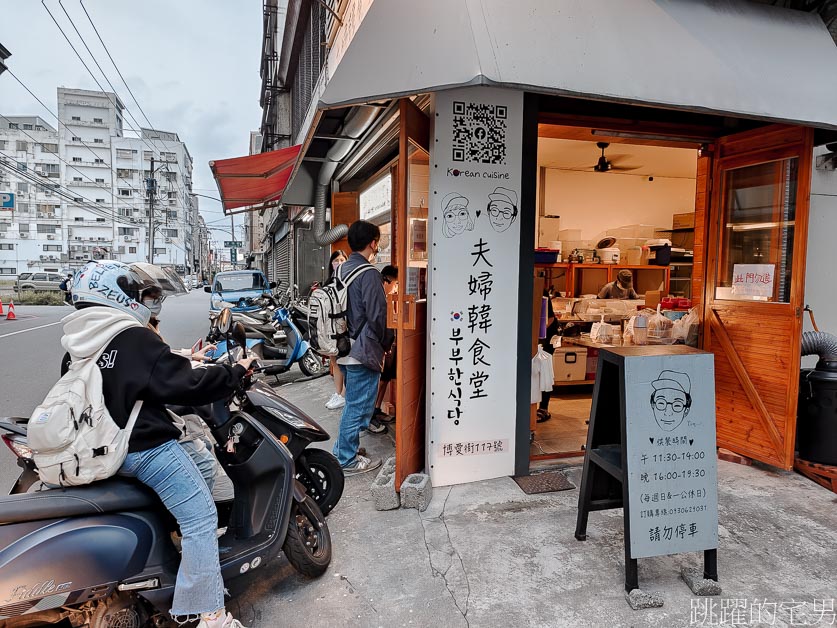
left=625, top=589, right=664, bottom=610
left=400, top=473, right=432, bottom=511
left=681, top=567, right=722, bottom=596
left=382, top=456, right=396, bottom=475
left=370, top=460, right=399, bottom=511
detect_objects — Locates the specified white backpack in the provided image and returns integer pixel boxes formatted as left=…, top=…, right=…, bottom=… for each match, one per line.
left=308, top=262, right=376, bottom=357
left=28, top=346, right=142, bottom=488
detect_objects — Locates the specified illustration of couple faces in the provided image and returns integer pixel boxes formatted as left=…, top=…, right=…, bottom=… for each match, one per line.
left=441, top=186, right=518, bottom=238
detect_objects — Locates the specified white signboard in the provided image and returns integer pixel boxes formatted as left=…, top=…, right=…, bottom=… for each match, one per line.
left=624, top=353, right=718, bottom=559
left=359, top=173, right=391, bottom=221
left=428, top=86, right=524, bottom=486
left=732, top=263, right=775, bottom=299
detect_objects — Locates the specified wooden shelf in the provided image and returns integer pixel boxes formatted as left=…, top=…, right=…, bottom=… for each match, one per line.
left=537, top=262, right=671, bottom=297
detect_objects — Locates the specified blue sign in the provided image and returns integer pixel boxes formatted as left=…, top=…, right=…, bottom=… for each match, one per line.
left=0, top=192, right=14, bottom=210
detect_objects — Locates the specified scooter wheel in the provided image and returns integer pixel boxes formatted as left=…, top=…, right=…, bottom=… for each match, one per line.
left=296, top=449, right=344, bottom=516
left=283, top=496, right=332, bottom=577
left=299, top=349, right=326, bottom=377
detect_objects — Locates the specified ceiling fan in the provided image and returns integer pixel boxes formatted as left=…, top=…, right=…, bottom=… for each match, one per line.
left=592, top=142, right=640, bottom=172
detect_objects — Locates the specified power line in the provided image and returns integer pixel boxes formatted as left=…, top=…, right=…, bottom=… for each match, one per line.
left=0, top=158, right=136, bottom=226
left=0, top=112, right=142, bottom=222
left=3, top=67, right=151, bottom=197
left=78, top=0, right=193, bottom=190
left=41, top=0, right=189, bottom=202
left=0, top=160, right=192, bottom=259
left=58, top=0, right=189, bottom=196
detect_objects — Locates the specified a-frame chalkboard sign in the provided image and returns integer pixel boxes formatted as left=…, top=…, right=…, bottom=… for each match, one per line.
left=575, top=346, right=719, bottom=593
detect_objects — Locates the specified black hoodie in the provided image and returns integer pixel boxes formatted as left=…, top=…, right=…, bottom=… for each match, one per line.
left=61, top=310, right=245, bottom=453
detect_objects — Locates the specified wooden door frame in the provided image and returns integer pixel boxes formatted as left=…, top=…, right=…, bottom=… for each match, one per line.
left=703, top=124, right=813, bottom=469
left=393, top=98, right=430, bottom=488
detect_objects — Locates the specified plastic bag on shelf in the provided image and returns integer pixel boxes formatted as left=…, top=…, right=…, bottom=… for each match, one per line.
left=648, top=304, right=673, bottom=338
left=672, top=306, right=700, bottom=345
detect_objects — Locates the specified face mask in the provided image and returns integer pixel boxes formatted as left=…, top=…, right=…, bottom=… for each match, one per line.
left=143, top=297, right=163, bottom=317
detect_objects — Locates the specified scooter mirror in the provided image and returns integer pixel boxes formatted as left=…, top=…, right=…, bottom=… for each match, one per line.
left=269, top=281, right=277, bottom=289
left=218, top=307, right=233, bottom=334
left=231, top=321, right=247, bottom=358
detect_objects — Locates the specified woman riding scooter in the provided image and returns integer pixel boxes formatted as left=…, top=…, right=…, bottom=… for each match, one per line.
left=62, top=260, right=255, bottom=628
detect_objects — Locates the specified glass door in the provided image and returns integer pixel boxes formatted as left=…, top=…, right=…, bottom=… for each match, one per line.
left=705, top=125, right=813, bottom=469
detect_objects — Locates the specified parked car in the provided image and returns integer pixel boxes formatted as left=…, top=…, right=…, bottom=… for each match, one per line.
left=191, top=277, right=200, bottom=289
left=17, top=272, right=65, bottom=291
left=206, top=269, right=276, bottom=313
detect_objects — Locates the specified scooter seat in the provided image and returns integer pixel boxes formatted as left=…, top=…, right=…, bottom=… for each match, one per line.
left=0, top=479, right=158, bottom=525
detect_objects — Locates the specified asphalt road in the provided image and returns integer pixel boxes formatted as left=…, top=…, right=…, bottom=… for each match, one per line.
left=0, top=290, right=213, bottom=493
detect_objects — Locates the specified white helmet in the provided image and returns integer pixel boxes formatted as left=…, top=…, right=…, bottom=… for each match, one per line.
left=71, top=260, right=185, bottom=326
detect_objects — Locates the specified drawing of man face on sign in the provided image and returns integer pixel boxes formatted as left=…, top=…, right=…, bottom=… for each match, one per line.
left=442, top=193, right=474, bottom=238
left=486, top=187, right=518, bottom=233
left=650, top=370, right=692, bottom=432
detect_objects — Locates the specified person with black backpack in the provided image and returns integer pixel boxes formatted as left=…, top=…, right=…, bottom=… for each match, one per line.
left=332, top=221, right=392, bottom=475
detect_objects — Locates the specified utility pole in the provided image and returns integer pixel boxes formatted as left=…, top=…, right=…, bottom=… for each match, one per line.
left=146, top=156, right=157, bottom=264
left=230, top=213, right=236, bottom=269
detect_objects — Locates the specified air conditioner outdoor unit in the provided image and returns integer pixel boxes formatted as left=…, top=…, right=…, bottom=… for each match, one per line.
left=19, top=233, right=28, bottom=238
left=165, top=238, right=172, bottom=243
left=47, top=235, right=55, bottom=240
left=75, top=237, right=82, bottom=241
left=123, top=235, right=132, bottom=242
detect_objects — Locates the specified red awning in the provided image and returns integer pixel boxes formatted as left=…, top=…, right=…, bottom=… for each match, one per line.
left=209, top=144, right=302, bottom=214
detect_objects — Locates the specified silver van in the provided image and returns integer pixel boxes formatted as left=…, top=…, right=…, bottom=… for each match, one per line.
left=17, top=272, right=65, bottom=291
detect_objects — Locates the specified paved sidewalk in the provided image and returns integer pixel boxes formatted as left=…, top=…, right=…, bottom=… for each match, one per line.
left=230, top=375, right=837, bottom=628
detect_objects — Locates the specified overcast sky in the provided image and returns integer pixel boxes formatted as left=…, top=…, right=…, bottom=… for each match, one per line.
left=0, top=0, right=263, bottom=242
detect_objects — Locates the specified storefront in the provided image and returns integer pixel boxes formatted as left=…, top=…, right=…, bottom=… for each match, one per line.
left=260, top=0, right=837, bottom=487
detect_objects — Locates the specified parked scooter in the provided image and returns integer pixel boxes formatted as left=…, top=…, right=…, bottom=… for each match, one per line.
left=0, top=314, right=331, bottom=628
left=207, top=296, right=326, bottom=378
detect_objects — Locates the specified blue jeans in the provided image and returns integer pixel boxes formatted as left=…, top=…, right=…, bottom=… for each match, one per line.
left=119, top=440, right=224, bottom=618
left=333, top=364, right=381, bottom=467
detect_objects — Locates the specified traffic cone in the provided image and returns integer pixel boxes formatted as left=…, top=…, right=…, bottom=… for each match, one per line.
left=0, top=298, right=4, bottom=316
left=5, top=301, right=15, bottom=321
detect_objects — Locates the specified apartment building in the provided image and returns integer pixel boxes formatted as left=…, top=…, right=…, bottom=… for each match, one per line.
left=0, top=116, right=64, bottom=275
left=0, top=87, right=200, bottom=277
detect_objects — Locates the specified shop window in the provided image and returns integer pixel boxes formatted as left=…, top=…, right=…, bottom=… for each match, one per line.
left=715, top=158, right=797, bottom=303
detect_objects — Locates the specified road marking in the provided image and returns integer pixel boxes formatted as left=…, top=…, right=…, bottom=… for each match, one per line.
left=0, top=321, right=62, bottom=339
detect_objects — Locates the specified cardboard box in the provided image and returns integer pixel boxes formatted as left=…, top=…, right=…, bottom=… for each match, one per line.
left=645, top=290, right=662, bottom=309
left=672, top=213, right=695, bottom=230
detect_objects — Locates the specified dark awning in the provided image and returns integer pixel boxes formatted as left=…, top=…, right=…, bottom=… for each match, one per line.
left=209, top=144, right=302, bottom=214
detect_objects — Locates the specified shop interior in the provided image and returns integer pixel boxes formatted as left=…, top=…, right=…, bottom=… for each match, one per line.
left=530, top=126, right=700, bottom=463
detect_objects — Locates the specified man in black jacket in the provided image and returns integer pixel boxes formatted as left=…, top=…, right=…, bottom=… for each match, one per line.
left=333, top=221, right=390, bottom=475
left=62, top=260, right=253, bottom=628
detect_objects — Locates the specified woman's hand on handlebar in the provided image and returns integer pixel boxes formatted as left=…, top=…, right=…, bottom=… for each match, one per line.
left=237, top=356, right=259, bottom=373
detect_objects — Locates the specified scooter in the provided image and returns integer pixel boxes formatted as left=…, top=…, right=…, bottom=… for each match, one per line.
left=0, top=315, right=331, bottom=628
left=207, top=298, right=326, bottom=378
left=169, top=363, right=344, bottom=517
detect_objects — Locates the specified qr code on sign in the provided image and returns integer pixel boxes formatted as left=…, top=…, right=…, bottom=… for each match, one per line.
left=451, top=101, right=507, bottom=165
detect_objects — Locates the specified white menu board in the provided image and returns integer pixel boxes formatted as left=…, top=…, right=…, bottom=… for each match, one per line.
left=427, top=86, right=524, bottom=486
left=624, top=353, right=719, bottom=559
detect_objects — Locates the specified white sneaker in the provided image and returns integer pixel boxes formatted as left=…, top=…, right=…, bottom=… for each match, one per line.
left=325, top=393, right=345, bottom=410
left=197, top=611, right=247, bottom=628
left=342, top=454, right=382, bottom=476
